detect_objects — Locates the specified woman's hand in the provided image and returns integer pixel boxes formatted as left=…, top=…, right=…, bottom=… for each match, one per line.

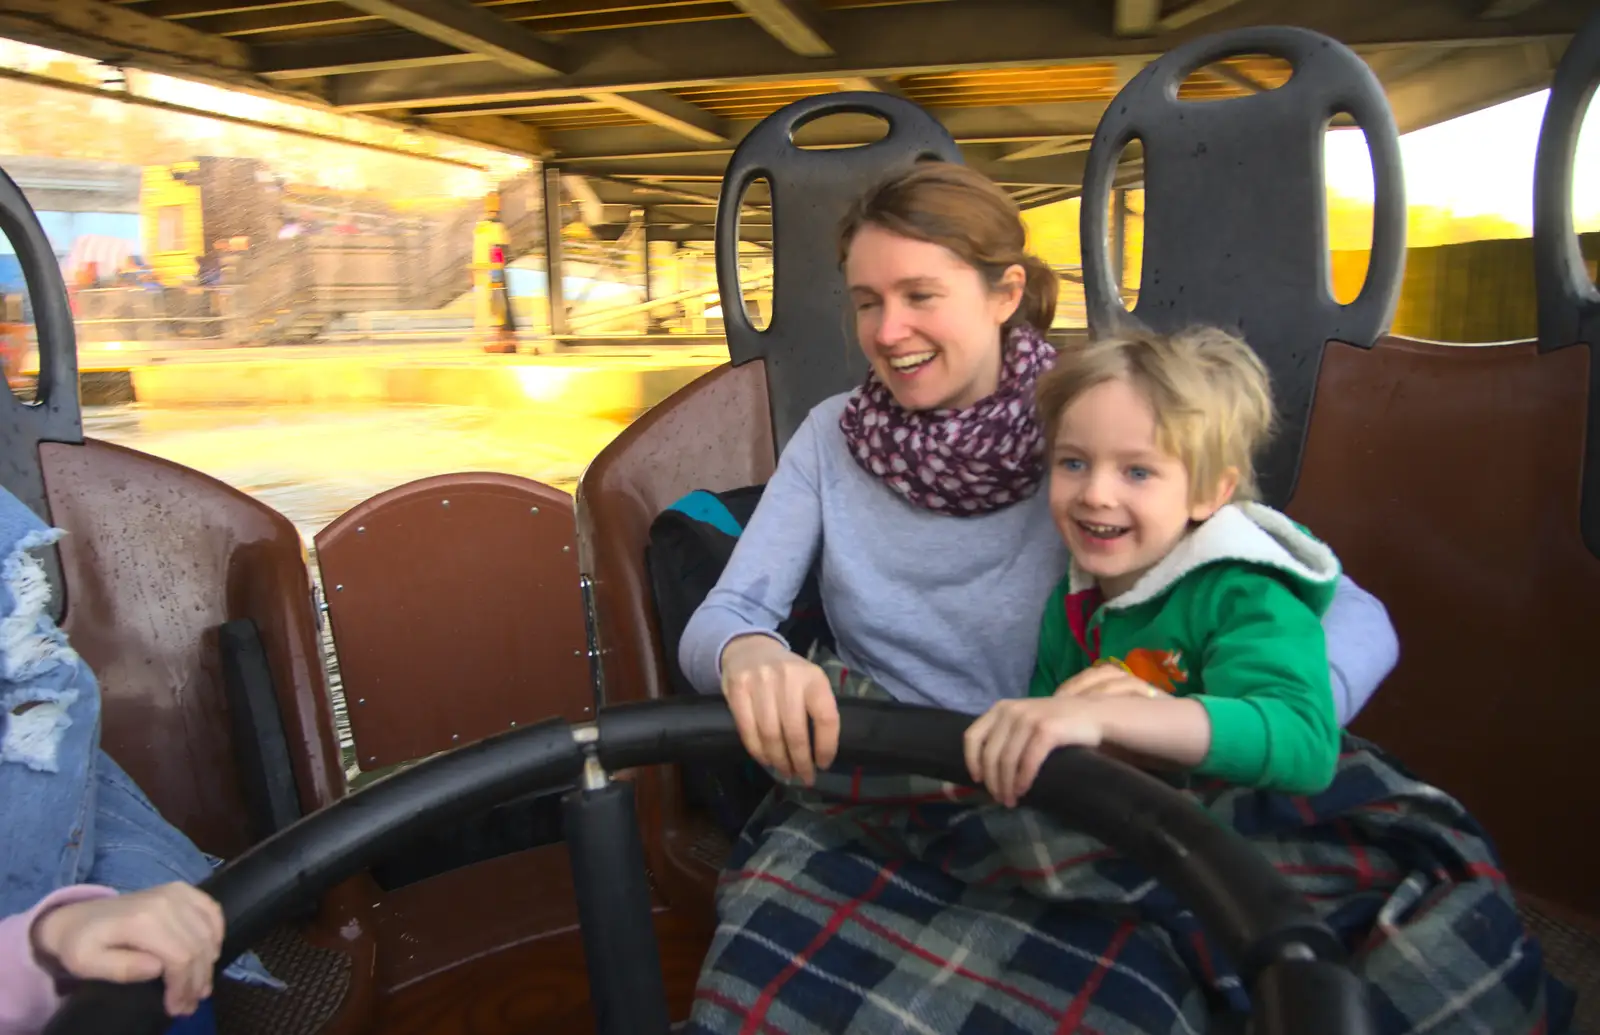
left=720, top=634, right=840, bottom=785
left=962, top=696, right=1107, bottom=807
left=30, top=883, right=225, bottom=1018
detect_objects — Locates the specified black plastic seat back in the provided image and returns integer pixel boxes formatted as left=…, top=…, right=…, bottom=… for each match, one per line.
left=715, top=92, right=962, bottom=451
left=1534, top=10, right=1600, bottom=559
left=1080, top=26, right=1407, bottom=506
left=0, top=164, right=83, bottom=616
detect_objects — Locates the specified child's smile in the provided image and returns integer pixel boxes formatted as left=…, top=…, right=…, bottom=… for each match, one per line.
left=1048, top=378, right=1224, bottom=598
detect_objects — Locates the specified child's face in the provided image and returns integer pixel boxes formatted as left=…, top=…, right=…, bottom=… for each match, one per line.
left=1048, top=377, right=1229, bottom=598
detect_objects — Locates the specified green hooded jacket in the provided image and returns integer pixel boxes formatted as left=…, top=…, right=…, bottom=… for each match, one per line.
left=1028, top=502, right=1343, bottom=794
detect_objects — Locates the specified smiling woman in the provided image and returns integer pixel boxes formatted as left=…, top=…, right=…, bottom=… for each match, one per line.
left=838, top=162, right=1058, bottom=413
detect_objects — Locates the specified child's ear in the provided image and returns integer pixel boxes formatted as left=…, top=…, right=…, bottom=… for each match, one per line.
left=1189, top=466, right=1240, bottom=522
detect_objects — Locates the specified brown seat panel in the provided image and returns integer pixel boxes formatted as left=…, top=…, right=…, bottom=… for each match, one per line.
left=41, top=438, right=346, bottom=852
left=577, top=360, right=775, bottom=910
left=38, top=436, right=374, bottom=1035
left=315, top=472, right=592, bottom=770
left=314, top=472, right=616, bottom=1018
left=1286, top=336, right=1599, bottom=921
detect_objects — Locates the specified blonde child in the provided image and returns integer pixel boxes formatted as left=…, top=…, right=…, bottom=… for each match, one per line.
left=964, top=325, right=1341, bottom=806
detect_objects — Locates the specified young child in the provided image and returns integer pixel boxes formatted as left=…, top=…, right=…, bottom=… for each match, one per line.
left=963, top=325, right=1341, bottom=807
left=0, top=882, right=223, bottom=1035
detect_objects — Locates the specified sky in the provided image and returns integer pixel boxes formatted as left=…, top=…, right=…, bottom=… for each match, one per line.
left=1324, top=88, right=1600, bottom=233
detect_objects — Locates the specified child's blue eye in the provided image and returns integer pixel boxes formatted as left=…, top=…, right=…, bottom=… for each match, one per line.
left=1127, top=466, right=1152, bottom=481
left=1058, top=457, right=1085, bottom=471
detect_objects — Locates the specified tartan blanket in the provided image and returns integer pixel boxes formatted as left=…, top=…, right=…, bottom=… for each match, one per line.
left=684, top=649, right=1570, bottom=1035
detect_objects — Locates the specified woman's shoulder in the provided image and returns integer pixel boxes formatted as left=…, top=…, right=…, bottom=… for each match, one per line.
left=802, top=391, right=853, bottom=431
left=782, top=391, right=854, bottom=462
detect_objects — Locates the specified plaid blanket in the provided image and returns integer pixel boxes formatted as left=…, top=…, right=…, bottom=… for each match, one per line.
left=683, top=649, right=1569, bottom=1035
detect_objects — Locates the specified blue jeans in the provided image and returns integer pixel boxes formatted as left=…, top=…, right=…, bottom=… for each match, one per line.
left=0, top=489, right=281, bottom=995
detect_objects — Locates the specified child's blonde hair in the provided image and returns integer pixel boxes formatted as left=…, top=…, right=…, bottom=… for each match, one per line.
left=1035, top=326, right=1275, bottom=503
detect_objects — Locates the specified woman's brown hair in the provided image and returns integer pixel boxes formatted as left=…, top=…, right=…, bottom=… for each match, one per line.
left=837, top=161, right=1058, bottom=333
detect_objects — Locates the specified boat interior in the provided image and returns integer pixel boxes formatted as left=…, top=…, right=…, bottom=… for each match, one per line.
left=1, top=2, right=1598, bottom=1034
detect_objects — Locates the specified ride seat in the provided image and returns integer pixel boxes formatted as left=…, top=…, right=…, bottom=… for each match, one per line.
left=0, top=165, right=373, bottom=1035
left=575, top=92, right=962, bottom=906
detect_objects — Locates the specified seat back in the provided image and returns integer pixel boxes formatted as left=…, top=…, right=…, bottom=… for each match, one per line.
left=1534, top=10, right=1600, bottom=559
left=1081, top=25, right=1407, bottom=506
left=579, top=91, right=960, bottom=907
left=314, top=472, right=593, bottom=770
left=716, top=91, right=962, bottom=451
left=0, top=164, right=80, bottom=619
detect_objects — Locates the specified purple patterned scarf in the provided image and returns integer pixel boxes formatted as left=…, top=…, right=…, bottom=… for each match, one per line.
left=838, top=323, right=1055, bottom=517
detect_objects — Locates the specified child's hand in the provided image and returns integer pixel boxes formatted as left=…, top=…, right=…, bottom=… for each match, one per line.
left=962, top=697, right=1107, bottom=807
left=1056, top=663, right=1162, bottom=700
left=30, top=883, right=225, bottom=1018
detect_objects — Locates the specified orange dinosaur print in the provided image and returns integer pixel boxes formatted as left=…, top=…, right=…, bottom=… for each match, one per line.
left=1103, top=648, right=1189, bottom=694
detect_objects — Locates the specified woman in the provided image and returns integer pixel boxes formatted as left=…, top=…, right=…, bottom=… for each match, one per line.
left=678, top=163, right=1562, bottom=1034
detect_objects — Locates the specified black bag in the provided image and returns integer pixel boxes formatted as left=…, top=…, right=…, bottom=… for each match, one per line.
left=646, top=485, right=833, bottom=835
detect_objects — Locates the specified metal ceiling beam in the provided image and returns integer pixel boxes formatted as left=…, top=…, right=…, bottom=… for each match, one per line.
left=0, top=0, right=551, bottom=158
left=837, top=75, right=910, bottom=99
left=135, top=0, right=332, bottom=18
left=569, top=140, right=1107, bottom=196
left=1380, top=35, right=1565, bottom=132
left=583, top=90, right=730, bottom=144
left=1201, top=62, right=1268, bottom=91
left=0, top=0, right=251, bottom=73
left=1116, top=0, right=1253, bottom=37
left=1480, top=0, right=1548, bottom=17
left=637, top=223, right=772, bottom=244
left=544, top=100, right=1109, bottom=162
left=337, top=0, right=566, bottom=76
left=999, top=135, right=1094, bottom=162
left=324, top=0, right=1588, bottom=111
left=730, top=0, right=831, bottom=56
left=1158, top=0, right=1249, bottom=33
left=254, top=33, right=484, bottom=78
left=411, top=98, right=604, bottom=118
left=0, top=63, right=494, bottom=168
left=1113, top=0, right=1161, bottom=37
left=416, top=112, right=548, bottom=155
left=182, top=5, right=375, bottom=38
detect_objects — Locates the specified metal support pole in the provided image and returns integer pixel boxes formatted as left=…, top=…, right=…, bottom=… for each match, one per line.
left=642, top=208, right=654, bottom=303
left=561, top=744, right=671, bottom=1035
left=542, top=164, right=569, bottom=336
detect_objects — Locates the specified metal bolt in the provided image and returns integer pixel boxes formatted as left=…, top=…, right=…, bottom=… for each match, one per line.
left=451, top=734, right=459, bottom=742
left=510, top=721, right=518, bottom=728
left=335, top=584, right=344, bottom=592
left=357, top=526, right=365, bottom=534
left=530, top=506, right=540, bottom=515
left=562, top=544, right=570, bottom=552
left=573, top=649, right=581, bottom=656
left=357, top=698, right=366, bottom=705
left=442, top=499, right=450, bottom=507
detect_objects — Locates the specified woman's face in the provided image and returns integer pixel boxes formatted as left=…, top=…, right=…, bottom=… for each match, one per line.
left=845, top=223, right=1024, bottom=412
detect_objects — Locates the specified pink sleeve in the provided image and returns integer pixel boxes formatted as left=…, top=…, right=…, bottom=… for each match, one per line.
left=0, top=886, right=117, bottom=1035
